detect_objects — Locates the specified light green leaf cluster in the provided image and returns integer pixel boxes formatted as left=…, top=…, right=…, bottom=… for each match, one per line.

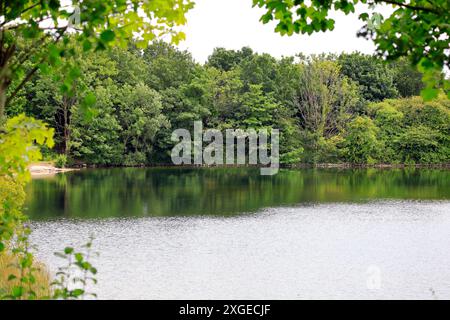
left=0, top=114, right=54, bottom=182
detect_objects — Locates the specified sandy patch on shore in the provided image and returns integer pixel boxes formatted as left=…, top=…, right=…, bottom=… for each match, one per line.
left=29, top=162, right=77, bottom=177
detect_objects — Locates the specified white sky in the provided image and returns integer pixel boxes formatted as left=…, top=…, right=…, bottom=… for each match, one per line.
left=177, top=0, right=393, bottom=63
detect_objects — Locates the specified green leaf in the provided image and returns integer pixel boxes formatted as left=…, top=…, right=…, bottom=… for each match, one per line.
left=421, top=88, right=439, bottom=101
left=49, top=0, right=60, bottom=10
left=82, top=40, right=93, bottom=52
left=12, top=286, right=24, bottom=298
left=417, top=58, right=434, bottom=73
left=326, top=19, right=335, bottom=31
left=8, top=274, right=17, bottom=281
left=359, top=13, right=369, bottom=21
left=75, top=253, right=83, bottom=263
left=261, top=12, right=273, bottom=23
left=71, top=289, right=84, bottom=297
left=64, top=247, right=74, bottom=254
left=100, top=30, right=116, bottom=43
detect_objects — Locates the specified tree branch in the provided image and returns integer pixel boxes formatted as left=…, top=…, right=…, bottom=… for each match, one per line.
left=0, top=2, right=42, bottom=28
left=5, top=27, right=67, bottom=107
left=376, top=0, right=440, bottom=14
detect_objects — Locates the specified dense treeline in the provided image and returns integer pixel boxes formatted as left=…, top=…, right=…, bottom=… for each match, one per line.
left=8, top=41, right=450, bottom=166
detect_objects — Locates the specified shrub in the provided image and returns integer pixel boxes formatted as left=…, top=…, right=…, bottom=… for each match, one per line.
left=123, top=152, right=147, bottom=167
left=54, top=154, right=68, bottom=168
left=280, top=148, right=304, bottom=165
left=395, top=126, right=443, bottom=163
left=52, top=237, right=98, bottom=300
left=366, top=96, right=450, bottom=164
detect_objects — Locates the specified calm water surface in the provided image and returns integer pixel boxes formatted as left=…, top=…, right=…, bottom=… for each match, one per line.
left=25, top=168, right=450, bottom=299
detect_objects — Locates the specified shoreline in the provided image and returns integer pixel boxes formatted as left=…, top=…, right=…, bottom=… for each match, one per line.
left=29, top=163, right=78, bottom=177
left=61, top=162, right=450, bottom=171
left=28, top=161, right=450, bottom=177
left=289, top=163, right=450, bottom=169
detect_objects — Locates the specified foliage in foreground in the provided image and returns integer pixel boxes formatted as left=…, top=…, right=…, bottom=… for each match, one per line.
left=0, top=0, right=194, bottom=123
left=0, top=115, right=97, bottom=300
left=253, top=0, right=449, bottom=101
left=52, top=237, right=98, bottom=300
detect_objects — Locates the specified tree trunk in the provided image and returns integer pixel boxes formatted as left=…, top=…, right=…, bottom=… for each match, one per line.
left=0, top=42, right=15, bottom=128
left=0, top=85, right=6, bottom=127
left=62, top=96, right=72, bottom=156
left=0, top=80, right=10, bottom=129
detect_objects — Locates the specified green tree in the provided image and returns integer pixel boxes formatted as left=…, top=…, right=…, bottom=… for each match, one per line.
left=395, top=126, right=442, bottom=163
left=108, top=45, right=148, bottom=86
left=368, top=101, right=405, bottom=162
left=293, top=58, right=360, bottom=163
left=207, top=68, right=244, bottom=129
left=10, top=44, right=119, bottom=155
left=148, top=61, right=215, bottom=162
left=0, top=114, right=54, bottom=260
left=116, top=83, right=169, bottom=166
left=272, top=56, right=303, bottom=110
left=238, top=84, right=280, bottom=129
left=294, top=59, right=359, bottom=136
left=207, top=47, right=254, bottom=72
left=143, top=41, right=200, bottom=91
left=70, top=85, right=122, bottom=165
left=240, top=53, right=279, bottom=94
left=339, top=52, right=398, bottom=102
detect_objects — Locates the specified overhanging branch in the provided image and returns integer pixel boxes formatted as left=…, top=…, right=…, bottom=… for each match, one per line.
left=376, top=0, right=440, bottom=14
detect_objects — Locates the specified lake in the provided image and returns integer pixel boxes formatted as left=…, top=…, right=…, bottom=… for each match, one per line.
left=25, top=168, right=450, bottom=299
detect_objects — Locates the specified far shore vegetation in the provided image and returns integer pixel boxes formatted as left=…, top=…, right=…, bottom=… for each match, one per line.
left=10, top=41, right=449, bottom=167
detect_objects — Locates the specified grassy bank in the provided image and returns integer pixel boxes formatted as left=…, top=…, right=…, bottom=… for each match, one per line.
left=0, top=252, right=51, bottom=299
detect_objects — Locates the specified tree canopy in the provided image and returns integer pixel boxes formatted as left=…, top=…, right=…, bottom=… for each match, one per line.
left=8, top=42, right=449, bottom=166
